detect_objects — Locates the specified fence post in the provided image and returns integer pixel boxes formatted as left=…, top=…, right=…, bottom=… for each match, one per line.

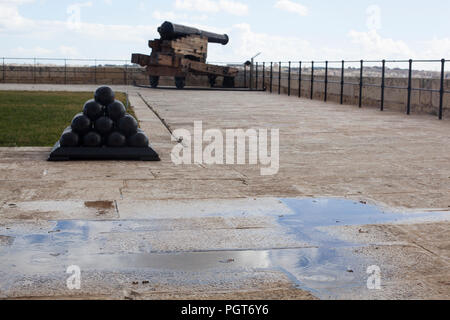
left=324, top=61, right=328, bottom=102
left=270, top=62, right=273, bottom=93
left=255, top=62, right=259, bottom=90
left=310, top=61, right=314, bottom=100
left=124, top=60, right=128, bottom=85
left=33, top=58, right=36, bottom=83
left=381, top=60, right=385, bottom=111
left=2, top=57, right=5, bottom=82
left=250, top=60, right=253, bottom=90
left=359, top=60, right=364, bottom=108
left=340, top=60, right=345, bottom=104
left=94, top=59, right=97, bottom=84
left=439, top=59, right=445, bottom=120
left=288, top=61, right=291, bottom=96
left=244, top=64, right=247, bottom=88
left=298, top=61, right=302, bottom=98
left=406, top=59, right=412, bottom=115
left=262, top=62, right=265, bottom=90
left=278, top=62, right=281, bottom=95
left=64, top=59, right=67, bottom=84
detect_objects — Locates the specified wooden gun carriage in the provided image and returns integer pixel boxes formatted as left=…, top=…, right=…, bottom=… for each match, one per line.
left=132, top=21, right=238, bottom=89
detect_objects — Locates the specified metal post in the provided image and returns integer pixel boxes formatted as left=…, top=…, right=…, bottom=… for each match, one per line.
left=359, top=60, right=363, bottom=108
left=406, top=59, right=412, bottom=115
left=310, top=61, right=314, bottom=100
left=324, top=61, right=328, bottom=102
left=287, top=61, right=291, bottom=96
left=250, top=58, right=254, bottom=90
left=244, top=65, right=247, bottom=88
left=381, top=60, right=385, bottom=111
left=278, top=62, right=281, bottom=95
left=298, top=61, right=302, bottom=98
left=262, top=62, right=265, bottom=90
left=64, top=59, right=67, bottom=84
left=340, top=60, right=345, bottom=104
left=33, top=58, right=36, bottom=83
left=270, top=62, right=273, bottom=93
left=439, top=59, right=445, bottom=120
left=124, top=60, right=128, bottom=85
left=255, top=62, right=259, bottom=90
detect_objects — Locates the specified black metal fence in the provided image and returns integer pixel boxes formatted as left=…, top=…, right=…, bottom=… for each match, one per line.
left=245, top=59, right=449, bottom=120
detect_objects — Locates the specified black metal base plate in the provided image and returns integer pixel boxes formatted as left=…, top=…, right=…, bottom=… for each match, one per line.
left=48, top=142, right=160, bottom=162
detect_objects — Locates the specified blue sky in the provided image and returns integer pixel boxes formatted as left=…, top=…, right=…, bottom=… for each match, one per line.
left=1, top=0, right=449, bottom=64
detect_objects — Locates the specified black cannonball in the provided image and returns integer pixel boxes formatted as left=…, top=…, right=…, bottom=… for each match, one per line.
left=128, top=129, right=149, bottom=148
left=82, top=131, right=102, bottom=147
left=83, top=99, right=103, bottom=121
left=118, top=114, right=138, bottom=137
left=107, top=131, right=126, bottom=148
left=60, top=127, right=79, bottom=147
left=71, top=113, right=92, bottom=135
left=106, top=100, right=126, bottom=121
left=94, top=116, right=114, bottom=136
left=94, top=86, right=115, bottom=106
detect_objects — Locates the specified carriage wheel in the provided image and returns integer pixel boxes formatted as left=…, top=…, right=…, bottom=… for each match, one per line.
left=175, top=77, right=186, bottom=89
left=223, top=76, right=235, bottom=88
left=149, top=76, right=159, bottom=88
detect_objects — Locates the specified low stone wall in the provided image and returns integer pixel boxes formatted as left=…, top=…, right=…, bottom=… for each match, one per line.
left=246, top=71, right=450, bottom=117
left=0, top=65, right=218, bottom=87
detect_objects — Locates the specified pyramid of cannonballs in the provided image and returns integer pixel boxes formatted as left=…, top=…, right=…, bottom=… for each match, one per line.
left=48, top=86, right=160, bottom=161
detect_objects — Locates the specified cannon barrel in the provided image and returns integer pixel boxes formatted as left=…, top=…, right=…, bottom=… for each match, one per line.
left=158, top=21, right=229, bottom=45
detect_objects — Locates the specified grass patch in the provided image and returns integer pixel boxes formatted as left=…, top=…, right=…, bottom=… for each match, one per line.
left=0, top=91, right=133, bottom=147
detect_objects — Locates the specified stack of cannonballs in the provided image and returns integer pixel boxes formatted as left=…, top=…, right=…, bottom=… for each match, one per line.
left=59, top=86, right=150, bottom=149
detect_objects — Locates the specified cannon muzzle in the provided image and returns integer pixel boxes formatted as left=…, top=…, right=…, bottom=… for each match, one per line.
left=158, top=21, right=229, bottom=45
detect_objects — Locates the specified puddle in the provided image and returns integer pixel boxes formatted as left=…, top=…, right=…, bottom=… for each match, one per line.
left=0, top=197, right=448, bottom=299
left=84, top=201, right=115, bottom=210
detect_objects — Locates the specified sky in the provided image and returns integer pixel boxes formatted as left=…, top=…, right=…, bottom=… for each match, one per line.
left=1, top=0, right=449, bottom=66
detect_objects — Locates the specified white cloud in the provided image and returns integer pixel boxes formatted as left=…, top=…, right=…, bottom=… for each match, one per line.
left=152, top=10, right=178, bottom=21
left=274, top=0, right=308, bottom=16
left=206, top=23, right=316, bottom=62
left=174, top=0, right=248, bottom=16
left=348, top=29, right=415, bottom=59
left=12, top=46, right=53, bottom=56
left=58, top=45, right=80, bottom=57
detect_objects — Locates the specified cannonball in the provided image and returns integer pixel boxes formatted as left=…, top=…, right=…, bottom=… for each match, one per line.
left=94, top=86, right=115, bottom=106
left=128, top=129, right=149, bottom=148
left=83, top=99, right=103, bottom=121
left=82, top=131, right=102, bottom=147
left=94, top=116, right=114, bottom=136
left=60, top=127, right=79, bottom=147
left=118, top=114, right=138, bottom=137
left=106, top=100, right=126, bottom=121
left=71, top=113, right=92, bottom=135
left=106, top=131, right=126, bottom=148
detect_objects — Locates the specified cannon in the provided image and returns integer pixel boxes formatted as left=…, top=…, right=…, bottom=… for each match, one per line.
left=132, top=21, right=238, bottom=89
left=157, top=21, right=229, bottom=45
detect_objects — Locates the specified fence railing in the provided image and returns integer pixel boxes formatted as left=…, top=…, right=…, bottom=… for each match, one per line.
left=0, top=57, right=146, bottom=85
left=246, top=59, right=449, bottom=120
left=1, top=57, right=449, bottom=119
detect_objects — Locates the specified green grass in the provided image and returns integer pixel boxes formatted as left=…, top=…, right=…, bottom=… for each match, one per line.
left=0, top=91, right=132, bottom=147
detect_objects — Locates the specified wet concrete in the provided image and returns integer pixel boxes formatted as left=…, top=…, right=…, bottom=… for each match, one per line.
left=1, top=197, right=448, bottom=299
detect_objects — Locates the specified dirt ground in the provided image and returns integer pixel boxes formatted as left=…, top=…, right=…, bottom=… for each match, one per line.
left=0, top=84, right=449, bottom=300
